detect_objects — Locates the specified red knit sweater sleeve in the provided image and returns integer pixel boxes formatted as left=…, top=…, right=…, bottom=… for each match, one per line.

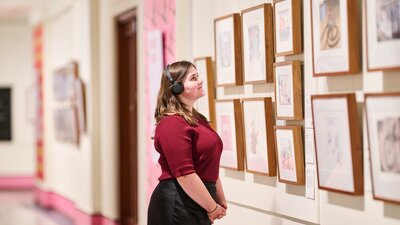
left=155, top=116, right=196, bottom=178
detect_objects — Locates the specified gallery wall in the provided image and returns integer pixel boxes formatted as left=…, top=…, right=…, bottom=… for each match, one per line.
left=189, top=0, right=400, bottom=225
left=0, top=21, right=35, bottom=177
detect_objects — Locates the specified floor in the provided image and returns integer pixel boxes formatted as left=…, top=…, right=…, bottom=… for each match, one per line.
left=0, top=190, right=74, bottom=225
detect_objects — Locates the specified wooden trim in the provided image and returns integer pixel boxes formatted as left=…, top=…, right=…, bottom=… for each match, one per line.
left=234, top=99, right=245, bottom=171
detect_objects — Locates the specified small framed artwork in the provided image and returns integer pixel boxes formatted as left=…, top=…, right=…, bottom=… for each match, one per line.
left=53, top=61, right=79, bottom=101
left=242, top=98, right=276, bottom=176
left=366, top=1, right=400, bottom=71
left=273, top=0, right=302, bottom=56
left=0, top=88, right=12, bottom=141
left=215, top=99, right=245, bottom=170
left=311, top=93, right=363, bottom=195
left=194, top=57, right=216, bottom=128
left=365, top=92, right=400, bottom=204
left=74, top=78, right=86, bottom=133
left=274, top=61, right=302, bottom=120
left=310, top=0, right=361, bottom=76
left=274, top=126, right=304, bottom=185
left=214, top=14, right=243, bottom=86
left=241, top=4, right=274, bottom=83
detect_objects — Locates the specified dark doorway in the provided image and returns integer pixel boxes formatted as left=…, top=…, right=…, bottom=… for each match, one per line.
left=116, top=8, right=138, bottom=225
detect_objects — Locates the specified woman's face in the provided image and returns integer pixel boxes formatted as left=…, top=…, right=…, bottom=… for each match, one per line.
left=179, top=66, right=205, bottom=104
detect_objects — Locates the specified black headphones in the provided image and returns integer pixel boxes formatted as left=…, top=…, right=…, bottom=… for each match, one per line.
left=164, top=64, right=184, bottom=95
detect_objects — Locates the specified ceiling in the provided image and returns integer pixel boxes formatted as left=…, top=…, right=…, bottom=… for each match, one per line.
left=0, top=0, right=38, bottom=22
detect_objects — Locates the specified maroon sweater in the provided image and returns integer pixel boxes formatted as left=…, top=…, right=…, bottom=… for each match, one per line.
left=154, top=115, right=223, bottom=182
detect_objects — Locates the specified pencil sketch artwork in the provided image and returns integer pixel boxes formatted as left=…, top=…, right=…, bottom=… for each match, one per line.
left=249, top=120, right=259, bottom=154
left=377, top=117, right=400, bottom=173
left=319, top=0, right=341, bottom=50
left=376, top=0, right=400, bottom=42
left=220, top=115, right=233, bottom=151
left=219, top=31, right=232, bottom=68
left=248, top=25, right=261, bottom=61
left=326, top=128, right=343, bottom=165
left=279, top=9, right=290, bottom=43
left=278, top=74, right=292, bottom=105
left=279, top=138, right=295, bottom=171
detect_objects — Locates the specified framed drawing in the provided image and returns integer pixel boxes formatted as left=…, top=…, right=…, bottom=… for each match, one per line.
left=241, top=4, right=274, bottom=83
left=242, top=98, right=276, bottom=175
left=194, top=57, right=216, bottom=128
left=366, top=0, right=400, bottom=71
left=74, top=78, right=86, bottom=133
left=274, top=126, right=304, bottom=185
left=214, top=14, right=243, bottom=86
left=54, top=107, right=79, bottom=145
left=311, top=93, right=363, bottom=195
left=53, top=61, right=79, bottom=101
left=0, top=88, right=12, bottom=141
left=365, top=92, right=400, bottom=204
left=310, top=0, right=361, bottom=76
left=274, top=61, right=302, bottom=120
left=215, top=99, right=245, bottom=170
left=273, top=0, right=302, bottom=56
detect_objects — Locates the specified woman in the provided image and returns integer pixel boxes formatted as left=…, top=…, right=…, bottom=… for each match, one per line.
left=148, top=61, right=227, bottom=225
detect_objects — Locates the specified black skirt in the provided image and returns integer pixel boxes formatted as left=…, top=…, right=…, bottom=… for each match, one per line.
left=147, top=179, right=217, bottom=225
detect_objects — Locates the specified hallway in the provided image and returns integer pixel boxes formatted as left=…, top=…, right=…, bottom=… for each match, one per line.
left=0, top=191, right=74, bottom=225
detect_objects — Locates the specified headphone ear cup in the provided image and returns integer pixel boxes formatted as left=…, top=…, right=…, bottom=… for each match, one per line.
left=171, top=82, right=184, bottom=95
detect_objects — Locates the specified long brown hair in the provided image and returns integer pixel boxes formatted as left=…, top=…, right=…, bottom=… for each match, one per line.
left=154, top=61, right=207, bottom=126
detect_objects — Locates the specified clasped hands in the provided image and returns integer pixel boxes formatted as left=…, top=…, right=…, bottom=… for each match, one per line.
left=207, top=203, right=227, bottom=224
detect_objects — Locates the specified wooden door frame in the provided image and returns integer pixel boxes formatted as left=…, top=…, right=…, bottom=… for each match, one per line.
left=116, top=8, right=138, bottom=225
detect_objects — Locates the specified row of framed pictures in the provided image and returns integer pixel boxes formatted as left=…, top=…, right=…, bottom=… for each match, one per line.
left=214, top=1, right=302, bottom=86
left=204, top=92, right=400, bottom=205
left=214, top=0, right=400, bottom=85
left=214, top=98, right=305, bottom=186
left=195, top=57, right=303, bottom=121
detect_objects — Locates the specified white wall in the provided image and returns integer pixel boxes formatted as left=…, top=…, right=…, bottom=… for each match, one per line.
left=189, top=0, right=400, bottom=225
left=0, top=21, right=35, bottom=176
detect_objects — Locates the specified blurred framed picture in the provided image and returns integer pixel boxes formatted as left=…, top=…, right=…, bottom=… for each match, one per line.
left=365, top=92, right=400, bottom=204
left=274, top=126, right=304, bottom=185
left=273, top=0, right=302, bottom=56
left=214, top=14, right=243, bottom=86
left=241, top=4, right=274, bottom=83
left=311, top=93, right=363, bottom=195
left=215, top=99, right=245, bottom=170
left=274, top=61, right=302, bottom=120
left=242, top=98, right=276, bottom=175
left=53, top=61, right=78, bottom=101
left=310, top=0, right=361, bottom=76
left=366, top=0, right=400, bottom=71
left=194, top=57, right=216, bottom=128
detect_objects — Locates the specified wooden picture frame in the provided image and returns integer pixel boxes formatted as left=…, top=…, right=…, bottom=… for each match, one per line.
left=273, top=0, right=302, bottom=56
left=311, top=93, right=363, bottom=195
left=74, top=78, right=86, bottom=133
left=274, top=125, right=304, bottom=185
left=215, top=99, right=245, bottom=170
left=242, top=98, right=276, bottom=176
left=194, top=57, right=216, bottom=129
left=241, top=4, right=274, bottom=83
left=366, top=1, right=400, bottom=71
left=365, top=92, right=400, bottom=204
left=274, top=61, right=302, bottom=120
left=214, top=14, right=243, bottom=86
left=310, top=0, right=361, bottom=76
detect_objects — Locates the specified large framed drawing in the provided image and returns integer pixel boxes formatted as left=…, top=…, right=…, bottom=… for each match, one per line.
left=365, top=92, right=400, bottom=204
left=215, top=99, right=245, bottom=170
left=274, top=126, right=304, bottom=185
left=311, top=93, right=363, bottom=195
left=274, top=61, right=302, bottom=120
left=242, top=98, right=276, bottom=175
left=194, top=57, right=216, bottom=129
left=241, top=4, right=274, bottom=83
left=273, top=0, right=302, bottom=56
left=310, top=0, right=361, bottom=76
left=0, top=88, right=12, bottom=141
left=214, top=14, right=243, bottom=86
left=366, top=0, right=400, bottom=71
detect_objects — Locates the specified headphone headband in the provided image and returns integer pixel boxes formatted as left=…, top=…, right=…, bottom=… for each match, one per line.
left=164, top=64, right=184, bottom=95
left=164, top=64, right=174, bottom=83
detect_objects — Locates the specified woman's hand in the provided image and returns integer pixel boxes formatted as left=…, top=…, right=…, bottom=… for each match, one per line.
left=207, top=203, right=226, bottom=224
